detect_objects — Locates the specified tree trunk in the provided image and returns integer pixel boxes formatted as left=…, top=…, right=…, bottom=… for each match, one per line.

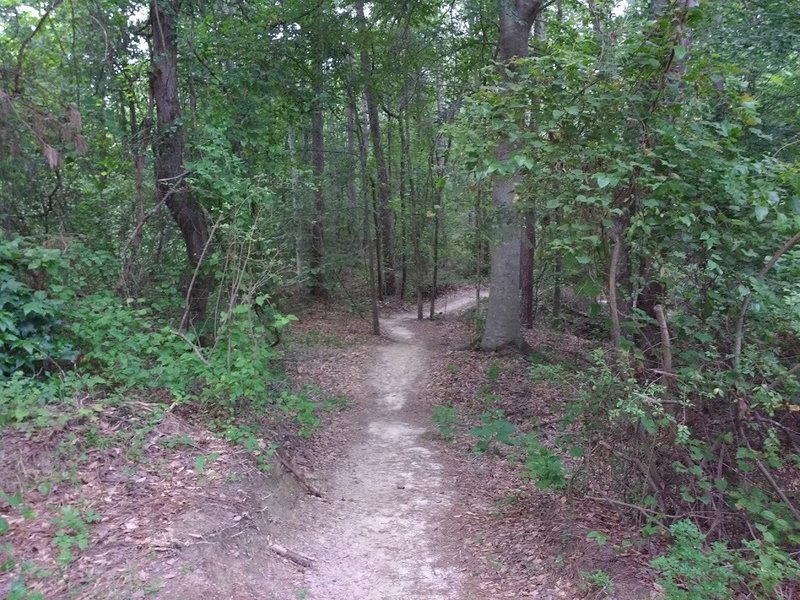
left=481, top=0, right=543, bottom=351
left=287, top=125, right=304, bottom=278
left=398, top=111, right=408, bottom=301
left=520, top=208, right=535, bottom=328
left=429, top=204, right=440, bottom=319
left=150, top=0, right=211, bottom=330
left=355, top=101, right=380, bottom=335
left=520, top=11, right=545, bottom=329
left=118, top=85, right=146, bottom=293
left=357, top=2, right=395, bottom=296
left=407, top=117, right=424, bottom=320
left=309, top=64, right=325, bottom=295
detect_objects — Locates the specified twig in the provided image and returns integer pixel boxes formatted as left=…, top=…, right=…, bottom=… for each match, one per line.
left=608, top=229, right=622, bottom=349
left=733, top=230, right=800, bottom=370
left=598, top=440, right=666, bottom=513
left=276, top=451, right=324, bottom=498
left=179, top=216, right=220, bottom=331
left=585, top=495, right=683, bottom=520
left=13, top=0, right=65, bottom=93
left=267, top=537, right=314, bottom=568
left=741, top=431, right=800, bottom=522
left=654, top=304, right=674, bottom=389
left=169, top=329, right=208, bottom=364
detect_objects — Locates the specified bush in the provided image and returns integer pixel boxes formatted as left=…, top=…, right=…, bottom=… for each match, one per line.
left=0, top=234, right=75, bottom=375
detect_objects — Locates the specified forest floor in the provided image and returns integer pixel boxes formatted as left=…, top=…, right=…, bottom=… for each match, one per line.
left=1, top=288, right=660, bottom=599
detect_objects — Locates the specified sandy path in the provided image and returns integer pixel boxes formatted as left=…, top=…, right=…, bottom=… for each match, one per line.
left=300, top=293, right=479, bottom=599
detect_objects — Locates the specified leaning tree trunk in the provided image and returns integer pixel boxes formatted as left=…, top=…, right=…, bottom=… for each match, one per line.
left=481, top=0, right=544, bottom=351
left=150, top=0, right=210, bottom=330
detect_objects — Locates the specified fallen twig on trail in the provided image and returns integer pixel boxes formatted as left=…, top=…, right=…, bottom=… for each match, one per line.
left=267, top=538, right=314, bottom=568
left=276, top=450, right=324, bottom=498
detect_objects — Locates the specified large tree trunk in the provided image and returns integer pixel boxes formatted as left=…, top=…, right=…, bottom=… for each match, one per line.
left=481, top=0, right=543, bottom=351
left=150, top=0, right=211, bottom=330
left=357, top=2, right=395, bottom=296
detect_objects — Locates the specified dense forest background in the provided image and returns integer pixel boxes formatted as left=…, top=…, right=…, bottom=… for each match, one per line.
left=2, top=0, right=800, bottom=597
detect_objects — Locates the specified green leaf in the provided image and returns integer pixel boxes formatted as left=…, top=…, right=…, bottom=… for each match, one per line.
left=586, top=530, right=608, bottom=546
left=596, top=173, right=613, bottom=189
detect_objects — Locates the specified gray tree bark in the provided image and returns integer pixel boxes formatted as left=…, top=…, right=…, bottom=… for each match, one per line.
left=481, top=0, right=544, bottom=350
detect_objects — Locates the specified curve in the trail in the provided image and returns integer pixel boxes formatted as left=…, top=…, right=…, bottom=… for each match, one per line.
left=303, top=295, right=479, bottom=600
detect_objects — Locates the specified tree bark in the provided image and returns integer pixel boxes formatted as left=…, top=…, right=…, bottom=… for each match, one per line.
left=117, top=82, right=147, bottom=294
left=357, top=2, right=395, bottom=297
left=150, top=0, right=211, bottom=330
left=355, top=102, right=380, bottom=336
left=520, top=208, right=535, bottom=328
left=481, top=0, right=543, bottom=351
left=287, top=125, right=304, bottom=278
left=309, top=50, right=326, bottom=296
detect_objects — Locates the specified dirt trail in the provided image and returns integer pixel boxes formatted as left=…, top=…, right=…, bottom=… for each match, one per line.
left=298, top=292, right=479, bottom=600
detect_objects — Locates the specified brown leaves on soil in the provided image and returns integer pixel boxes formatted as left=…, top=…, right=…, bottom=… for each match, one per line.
left=420, top=311, right=658, bottom=599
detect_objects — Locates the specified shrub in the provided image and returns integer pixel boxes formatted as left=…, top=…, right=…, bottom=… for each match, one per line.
left=0, top=234, right=75, bottom=375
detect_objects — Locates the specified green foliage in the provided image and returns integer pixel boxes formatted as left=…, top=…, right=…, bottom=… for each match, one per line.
left=432, top=405, right=458, bottom=441
left=486, top=358, right=502, bottom=384
left=469, top=409, right=516, bottom=454
left=0, top=235, right=75, bottom=375
left=278, top=391, right=321, bottom=438
left=6, top=574, right=46, bottom=600
left=652, top=520, right=743, bottom=599
left=194, top=452, right=220, bottom=474
left=517, top=433, right=567, bottom=490
left=51, top=506, right=101, bottom=567
left=0, top=373, right=57, bottom=428
left=579, top=569, right=614, bottom=595
left=653, top=516, right=800, bottom=599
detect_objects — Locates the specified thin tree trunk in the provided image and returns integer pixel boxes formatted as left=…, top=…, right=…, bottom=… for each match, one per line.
left=475, top=190, right=483, bottom=309
left=398, top=111, right=408, bottom=301
left=429, top=205, right=440, bottom=319
left=150, top=0, right=211, bottom=330
left=520, top=11, right=545, bottom=329
left=118, top=86, right=146, bottom=293
left=407, top=117, right=424, bottom=320
left=287, top=125, right=303, bottom=278
left=357, top=2, right=395, bottom=296
left=309, top=76, right=325, bottom=295
left=372, top=181, right=383, bottom=300
left=520, top=208, right=535, bottom=328
left=355, top=101, right=380, bottom=335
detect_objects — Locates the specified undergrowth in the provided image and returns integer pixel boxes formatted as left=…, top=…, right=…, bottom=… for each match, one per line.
left=436, top=334, right=800, bottom=598
left=0, top=236, right=343, bottom=594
